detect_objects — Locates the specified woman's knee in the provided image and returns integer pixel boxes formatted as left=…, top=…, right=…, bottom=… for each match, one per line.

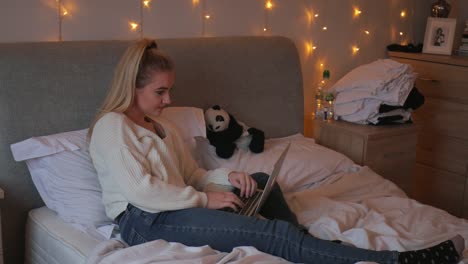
left=251, top=172, right=269, bottom=187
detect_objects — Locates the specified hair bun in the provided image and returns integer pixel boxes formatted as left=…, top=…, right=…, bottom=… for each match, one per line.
left=146, top=41, right=158, bottom=50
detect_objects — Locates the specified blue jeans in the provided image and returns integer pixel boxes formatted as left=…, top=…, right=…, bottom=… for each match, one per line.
left=117, top=173, right=398, bottom=264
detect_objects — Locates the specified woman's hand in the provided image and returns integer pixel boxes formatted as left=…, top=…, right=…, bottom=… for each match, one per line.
left=228, top=171, right=257, bottom=198
left=205, top=191, right=244, bottom=211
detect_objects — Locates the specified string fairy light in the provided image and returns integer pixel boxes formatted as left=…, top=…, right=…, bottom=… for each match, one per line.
left=305, top=41, right=317, bottom=56
left=140, top=0, right=151, bottom=38
left=306, top=10, right=313, bottom=24
left=56, top=0, right=69, bottom=41
left=400, top=10, right=407, bottom=18
left=353, top=7, right=362, bottom=18
left=201, top=0, right=211, bottom=36
left=129, top=1, right=151, bottom=38
left=264, top=1, right=273, bottom=33
left=352, top=45, right=360, bottom=54
left=129, top=22, right=139, bottom=31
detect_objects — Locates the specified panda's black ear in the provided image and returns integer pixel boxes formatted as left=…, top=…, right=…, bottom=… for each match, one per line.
left=212, top=105, right=221, bottom=110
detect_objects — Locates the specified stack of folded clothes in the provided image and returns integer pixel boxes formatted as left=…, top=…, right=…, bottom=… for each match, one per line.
left=331, top=59, right=424, bottom=125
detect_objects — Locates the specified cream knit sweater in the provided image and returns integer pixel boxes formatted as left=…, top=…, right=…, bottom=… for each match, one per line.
left=89, top=112, right=232, bottom=220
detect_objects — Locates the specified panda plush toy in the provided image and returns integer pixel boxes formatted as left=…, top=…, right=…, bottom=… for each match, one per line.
left=204, top=105, right=265, bottom=159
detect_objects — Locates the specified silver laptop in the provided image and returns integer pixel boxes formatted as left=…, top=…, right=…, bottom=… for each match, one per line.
left=205, top=142, right=291, bottom=217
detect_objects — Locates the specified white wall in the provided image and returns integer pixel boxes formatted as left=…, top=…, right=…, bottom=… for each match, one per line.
left=0, top=0, right=435, bottom=133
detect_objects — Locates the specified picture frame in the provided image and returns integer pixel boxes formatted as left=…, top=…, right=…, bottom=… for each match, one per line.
left=423, top=17, right=457, bottom=55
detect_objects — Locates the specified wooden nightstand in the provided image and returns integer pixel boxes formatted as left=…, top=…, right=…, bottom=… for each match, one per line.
left=0, top=188, right=3, bottom=264
left=312, top=119, right=418, bottom=194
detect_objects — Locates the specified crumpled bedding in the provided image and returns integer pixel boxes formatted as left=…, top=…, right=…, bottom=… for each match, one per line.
left=287, top=166, right=468, bottom=264
left=86, top=165, right=468, bottom=264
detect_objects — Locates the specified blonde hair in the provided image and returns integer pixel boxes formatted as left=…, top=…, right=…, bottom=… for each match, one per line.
left=88, top=38, right=174, bottom=140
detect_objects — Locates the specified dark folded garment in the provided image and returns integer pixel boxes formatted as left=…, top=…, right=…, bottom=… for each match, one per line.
left=379, top=87, right=425, bottom=113
left=372, top=116, right=413, bottom=126
left=387, top=43, right=423, bottom=53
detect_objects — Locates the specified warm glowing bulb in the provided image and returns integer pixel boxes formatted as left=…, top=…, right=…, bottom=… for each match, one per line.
left=266, top=1, right=273, bottom=10
left=314, top=13, right=319, bottom=18
left=400, top=10, right=406, bottom=18
left=320, top=63, right=324, bottom=67
left=322, top=26, right=327, bottom=30
left=313, top=46, right=317, bottom=50
left=352, top=46, right=360, bottom=54
left=306, top=42, right=313, bottom=54
left=354, top=8, right=362, bottom=17
left=205, top=14, right=211, bottom=19
left=129, top=22, right=139, bottom=31
left=62, top=9, right=68, bottom=16
left=399, top=32, right=404, bottom=36
left=306, top=10, right=313, bottom=22
left=143, top=0, right=150, bottom=7
left=364, top=30, right=370, bottom=35
left=263, top=27, right=268, bottom=32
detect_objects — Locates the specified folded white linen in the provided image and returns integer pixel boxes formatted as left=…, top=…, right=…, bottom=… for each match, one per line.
left=334, top=72, right=415, bottom=106
left=337, top=101, right=412, bottom=124
left=336, top=99, right=382, bottom=124
left=331, top=59, right=416, bottom=124
left=332, top=59, right=413, bottom=95
left=334, top=99, right=381, bottom=119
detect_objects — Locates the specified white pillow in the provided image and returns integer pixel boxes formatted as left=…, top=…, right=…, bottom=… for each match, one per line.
left=10, top=129, right=113, bottom=231
left=158, top=106, right=206, bottom=157
left=195, top=134, right=355, bottom=193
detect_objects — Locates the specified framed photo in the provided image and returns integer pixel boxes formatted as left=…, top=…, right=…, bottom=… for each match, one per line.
left=423, top=17, right=457, bottom=55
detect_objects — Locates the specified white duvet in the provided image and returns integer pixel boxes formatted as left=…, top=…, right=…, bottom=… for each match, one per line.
left=86, top=135, right=468, bottom=264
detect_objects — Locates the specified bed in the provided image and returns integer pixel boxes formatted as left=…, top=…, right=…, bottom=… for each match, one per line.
left=1, top=37, right=467, bottom=264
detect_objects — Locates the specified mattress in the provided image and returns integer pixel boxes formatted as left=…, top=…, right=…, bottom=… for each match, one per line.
left=25, top=206, right=101, bottom=264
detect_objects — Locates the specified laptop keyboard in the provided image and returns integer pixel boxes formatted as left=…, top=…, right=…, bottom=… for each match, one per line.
left=221, top=189, right=262, bottom=216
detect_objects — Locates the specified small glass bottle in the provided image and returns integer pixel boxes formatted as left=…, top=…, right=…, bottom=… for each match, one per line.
left=314, top=70, right=330, bottom=119
left=324, top=92, right=335, bottom=120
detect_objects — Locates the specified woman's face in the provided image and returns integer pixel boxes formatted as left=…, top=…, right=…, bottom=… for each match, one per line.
left=134, top=71, right=175, bottom=117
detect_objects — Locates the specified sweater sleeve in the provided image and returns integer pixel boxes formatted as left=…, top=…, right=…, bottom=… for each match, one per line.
left=105, top=145, right=208, bottom=211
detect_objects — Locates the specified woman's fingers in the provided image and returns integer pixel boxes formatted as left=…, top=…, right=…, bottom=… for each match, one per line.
left=206, top=191, right=244, bottom=211
left=226, top=192, right=244, bottom=209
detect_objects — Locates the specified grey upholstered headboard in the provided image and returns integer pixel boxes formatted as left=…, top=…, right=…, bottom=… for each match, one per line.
left=0, top=36, right=303, bottom=263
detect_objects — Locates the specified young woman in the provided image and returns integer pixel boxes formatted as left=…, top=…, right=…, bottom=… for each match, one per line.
left=88, top=38, right=464, bottom=264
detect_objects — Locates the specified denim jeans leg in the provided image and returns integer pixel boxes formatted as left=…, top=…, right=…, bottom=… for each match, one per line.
left=119, top=205, right=398, bottom=264
left=251, top=172, right=299, bottom=226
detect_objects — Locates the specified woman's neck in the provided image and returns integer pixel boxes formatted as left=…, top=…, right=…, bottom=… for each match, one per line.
left=124, top=106, right=147, bottom=126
